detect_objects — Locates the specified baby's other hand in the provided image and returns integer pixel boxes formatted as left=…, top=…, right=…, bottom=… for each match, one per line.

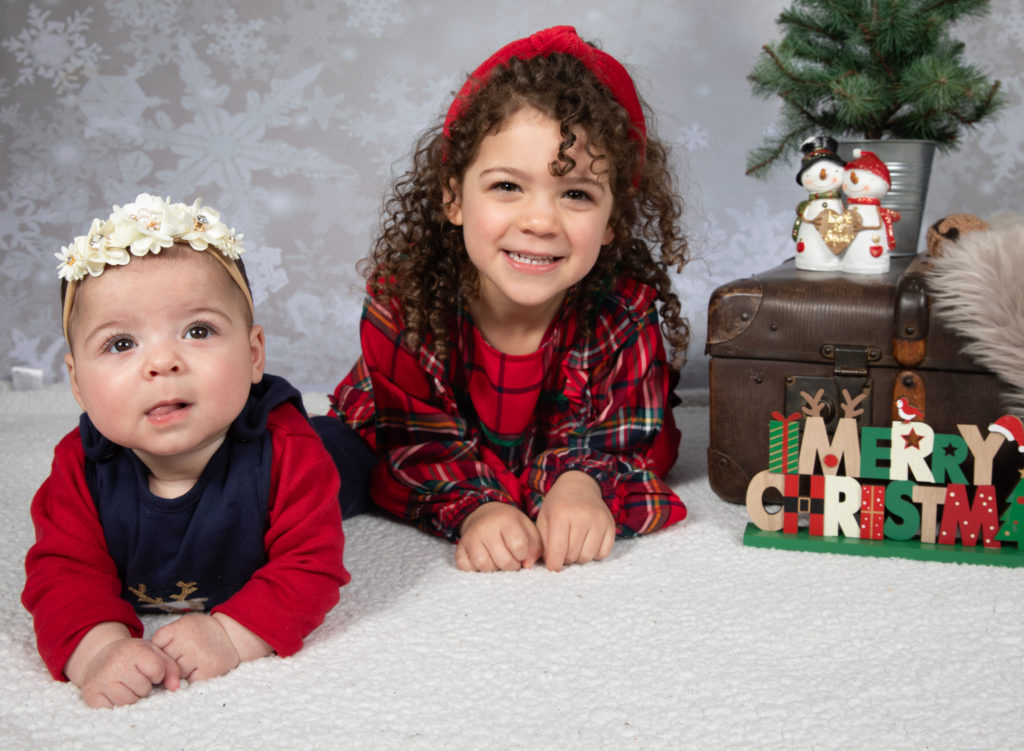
left=67, top=623, right=181, bottom=708
left=536, top=470, right=615, bottom=572
left=152, top=613, right=240, bottom=683
left=456, top=502, right=542, bottom=572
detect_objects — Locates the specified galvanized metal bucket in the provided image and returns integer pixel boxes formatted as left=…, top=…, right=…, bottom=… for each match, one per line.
left=838, top=139, right=936, bottom=256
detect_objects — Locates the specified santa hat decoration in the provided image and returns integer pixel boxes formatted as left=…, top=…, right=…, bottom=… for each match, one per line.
left=989, top=415, right=1024, bottom=452
left=845, top=149, right=891, bottom=186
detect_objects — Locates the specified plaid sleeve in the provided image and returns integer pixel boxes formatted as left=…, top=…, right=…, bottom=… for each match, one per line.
left=354, top=299, right=519, bottom=541
left=330, top=354, right=377, bottom=450
left=524, top=284, right=686, bottom=537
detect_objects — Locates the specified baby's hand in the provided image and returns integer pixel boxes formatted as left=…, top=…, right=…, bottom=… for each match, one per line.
left=456, top=502, right=543, bottom=572
left=536, top=470, right=615, bottom=572
left=152, top=613, right=240, bottom=683
left=66, top=623, right=181, bottom=708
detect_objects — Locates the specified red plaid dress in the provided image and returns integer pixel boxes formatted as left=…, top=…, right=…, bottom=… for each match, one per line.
left=331, top=277, right=685, bottom=540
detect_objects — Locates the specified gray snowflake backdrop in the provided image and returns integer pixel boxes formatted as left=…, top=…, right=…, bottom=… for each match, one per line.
left=2, top=0, right=1022, bottom=391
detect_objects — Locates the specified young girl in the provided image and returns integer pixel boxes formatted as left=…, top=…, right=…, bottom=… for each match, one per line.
left=330, top=26, right=690, bottom=572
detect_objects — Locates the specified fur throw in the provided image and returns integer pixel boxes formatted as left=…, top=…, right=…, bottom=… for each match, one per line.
left=927, top=213, right=1024, bottom=415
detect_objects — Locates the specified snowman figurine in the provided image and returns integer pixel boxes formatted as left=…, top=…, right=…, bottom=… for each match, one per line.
left=840, top=149, right=901, bottom=274
left=792, top=135, right=847, bottom=271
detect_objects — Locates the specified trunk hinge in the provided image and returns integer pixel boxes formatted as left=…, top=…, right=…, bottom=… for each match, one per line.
left=823, top=343, right=880, bottom=377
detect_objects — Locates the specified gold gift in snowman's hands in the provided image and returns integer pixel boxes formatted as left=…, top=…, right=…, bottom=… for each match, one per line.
left=812, top=208, right=863, bottom=254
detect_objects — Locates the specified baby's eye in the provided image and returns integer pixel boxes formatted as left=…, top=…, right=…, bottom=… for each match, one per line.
left=185, top=324, right=213, bottom=340
left=104, top=337, right=135, bottom=354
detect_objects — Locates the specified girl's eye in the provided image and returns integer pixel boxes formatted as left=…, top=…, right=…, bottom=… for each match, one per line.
left=492, top=181, right=519, bottom=193
left=565, top=189, right=592, bottom=202
left=104, top=337, right=135, bottom=354
left=185, top=324, right=212, bottom=340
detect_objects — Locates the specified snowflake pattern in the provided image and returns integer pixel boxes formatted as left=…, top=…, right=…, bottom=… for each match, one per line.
left=677, top=122, right=710, bottom=152
left=0, top=0, right=1022, bottom=388
left=343, top=0, right=409, bottom=38
left=206, top=9, right=274, bottom=81
left=265, top=0, right=362, bottom=76
left=106, top=0, right=185, bottom=75
left=3, top=5, right=106, bottom=93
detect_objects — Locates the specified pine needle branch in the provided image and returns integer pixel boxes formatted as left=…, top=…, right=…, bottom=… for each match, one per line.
left=745, top=0, right=1005, bottom=179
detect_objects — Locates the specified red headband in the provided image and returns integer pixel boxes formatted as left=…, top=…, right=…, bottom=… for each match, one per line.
left=443, top=26, right=647, bottom=173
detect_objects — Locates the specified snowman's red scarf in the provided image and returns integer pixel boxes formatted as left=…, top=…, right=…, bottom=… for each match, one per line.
left=847, top=197, right=900, bottom=249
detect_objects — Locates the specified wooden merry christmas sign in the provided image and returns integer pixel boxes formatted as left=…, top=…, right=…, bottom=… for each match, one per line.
left=742, top=390, right=1024, bottom=567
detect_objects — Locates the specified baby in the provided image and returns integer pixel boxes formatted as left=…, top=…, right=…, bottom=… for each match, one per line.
left=22, top=194, right=356, bottom=707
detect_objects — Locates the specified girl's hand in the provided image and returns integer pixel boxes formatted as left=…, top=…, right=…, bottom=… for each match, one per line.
left=456, top=502, right=543, bottom=572
left=66, top=622, right=181, bottom=708
left=536, top=471, right=615, bottom=572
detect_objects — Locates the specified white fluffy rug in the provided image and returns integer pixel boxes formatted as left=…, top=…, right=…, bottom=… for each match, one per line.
left=2, top=382, right=1021, bottom=750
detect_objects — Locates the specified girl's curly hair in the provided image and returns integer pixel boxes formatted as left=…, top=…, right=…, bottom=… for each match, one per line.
left=361, top=49, right=690, bottom=370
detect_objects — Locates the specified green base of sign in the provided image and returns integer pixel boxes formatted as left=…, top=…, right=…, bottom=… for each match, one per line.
left=742, top=524, right=1024, bottom=567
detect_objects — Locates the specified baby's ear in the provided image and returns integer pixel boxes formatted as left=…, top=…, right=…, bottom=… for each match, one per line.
left=442, top=178, right=463, bottom=226
left=65, top=352, right=87, bottom=412
left=248, top=324, right=266, bottom=383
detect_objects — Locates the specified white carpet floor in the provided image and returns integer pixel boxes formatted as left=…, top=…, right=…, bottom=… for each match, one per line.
left=1, top=382, right=1020, bottom=750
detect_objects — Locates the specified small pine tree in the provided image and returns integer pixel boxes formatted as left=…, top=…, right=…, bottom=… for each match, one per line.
left=745, top=0, right=1005, bottom=178
left=996, top=474, right=1024, bottom=546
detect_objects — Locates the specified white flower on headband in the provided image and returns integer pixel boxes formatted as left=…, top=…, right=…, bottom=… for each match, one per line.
left=179, top=200, right=244, bottom=259
left=57, top=218, right=132, bottom=282
left=55, top=193, right=245, bottom=282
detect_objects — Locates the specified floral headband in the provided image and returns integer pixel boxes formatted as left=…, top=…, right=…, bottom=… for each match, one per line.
left=443, top=26, right=647, bottom=183
left=57, top=193, right=252, bottom=342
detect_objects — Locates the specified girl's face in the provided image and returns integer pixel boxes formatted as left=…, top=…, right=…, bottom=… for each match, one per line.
left=446, top=107, right=615, bottom=326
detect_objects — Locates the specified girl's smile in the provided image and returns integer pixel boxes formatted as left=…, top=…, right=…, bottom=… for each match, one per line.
left=504, top=250, right=561, bottom=269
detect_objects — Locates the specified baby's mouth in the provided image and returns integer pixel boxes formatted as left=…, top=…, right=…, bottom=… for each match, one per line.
left=146, top=401, right=189, bottom=419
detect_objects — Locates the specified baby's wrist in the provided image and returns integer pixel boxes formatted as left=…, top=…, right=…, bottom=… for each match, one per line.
left=211, top=612, right=271, bottom=664
left=65, top=621, right=133, bottom=686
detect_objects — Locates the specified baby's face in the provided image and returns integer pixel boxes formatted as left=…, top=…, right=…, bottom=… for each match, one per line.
left=65, top=247, right=264, bottom=479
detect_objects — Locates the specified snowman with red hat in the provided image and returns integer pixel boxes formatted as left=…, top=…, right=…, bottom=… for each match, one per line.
left=840, top=149, right=902, bottom=274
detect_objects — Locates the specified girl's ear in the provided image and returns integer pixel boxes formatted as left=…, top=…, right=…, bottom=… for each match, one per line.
left=443, top=178, right=464, bottom=226
left=602, top=223, right=614, bottom=246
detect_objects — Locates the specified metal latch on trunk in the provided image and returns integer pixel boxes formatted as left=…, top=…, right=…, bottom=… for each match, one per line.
left=821, top=343, right=880, bottom=376
left=783, top=344, right=878, bottom=431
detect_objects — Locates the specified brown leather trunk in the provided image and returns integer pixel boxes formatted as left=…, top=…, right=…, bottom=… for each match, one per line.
left=705, top=254, right=1014, bottom=503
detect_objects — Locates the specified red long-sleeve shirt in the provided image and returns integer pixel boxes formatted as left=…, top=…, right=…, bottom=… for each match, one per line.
left=22, top=400, right=348, bottom=680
